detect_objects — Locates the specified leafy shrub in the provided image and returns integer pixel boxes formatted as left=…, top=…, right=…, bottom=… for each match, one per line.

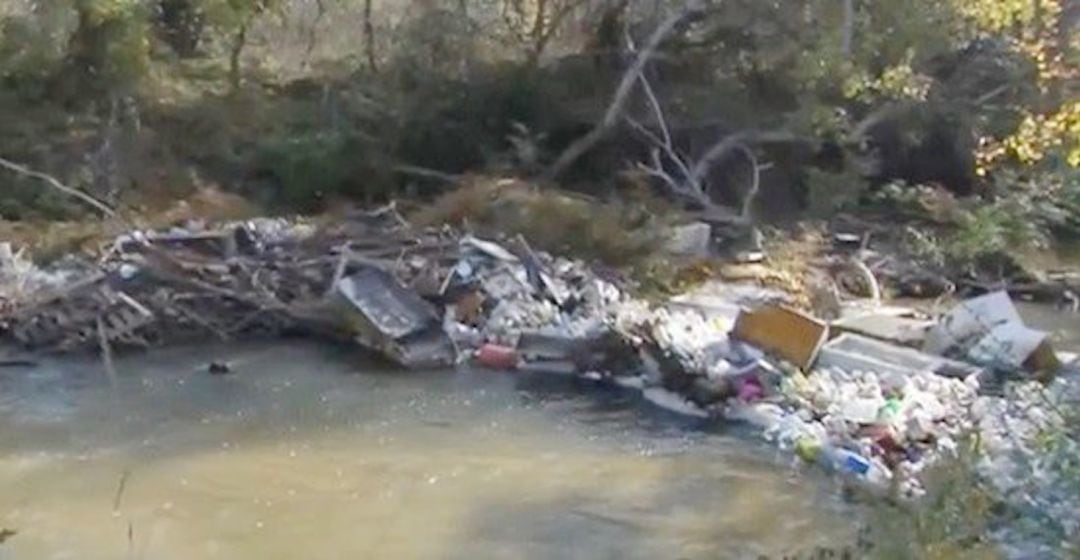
left=805, top=167, right=869, bottom=217
left=250, top=130, right=367, bottom=211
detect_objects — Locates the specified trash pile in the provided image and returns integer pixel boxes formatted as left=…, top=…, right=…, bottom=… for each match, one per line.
left=611, top=291, right=1074, bottom=500
left=0, top=209, right=1075, bottom=549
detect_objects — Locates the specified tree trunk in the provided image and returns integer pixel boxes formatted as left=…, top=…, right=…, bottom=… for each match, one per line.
left=229, top=23, right=249, bottom=92
left=364, top=0, right=378, bottom=72
left=531, top=0, right=549, bottom=44
left=156, top=0, right=204, bottom=57
left=58, top=4, right=111, bottom=98
left=841, top=0, right=854, bottom=58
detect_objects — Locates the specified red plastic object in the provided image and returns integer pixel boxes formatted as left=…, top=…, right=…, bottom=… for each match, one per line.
left=475, top=344, right=519, bottom=370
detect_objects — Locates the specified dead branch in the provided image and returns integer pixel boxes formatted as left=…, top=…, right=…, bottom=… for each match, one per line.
left=543, top=0, right=703, bottom=181
left=0, top=156, right=117, bottom=218
left=849, top=257, right=882, bottom=304
left=625, top=43, right=781, bottom=220
left=326, top=247, right=351, bottom=297
left=392, top=164, right=463, bottom=184
left=97, top=316, right=117, bottom=386
left=690, top=129, right=794, bottom=186
left=622, top=24, right=724, bottom=211
left=734, top=143, right=760, bottom=220
left=527, top=0, right=592, bottom=66
left=627, top=36, right=695, bottom=187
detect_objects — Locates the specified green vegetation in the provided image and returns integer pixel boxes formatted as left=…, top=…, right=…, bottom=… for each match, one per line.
left=0, top=0, right=1074, bottom=226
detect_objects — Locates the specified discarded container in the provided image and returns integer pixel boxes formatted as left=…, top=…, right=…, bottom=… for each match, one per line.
left=475, top=343, right=519, bottom=369
left=831, top=312, right=934, bottom=348
left=336, top=267, right=455, bottom=368
left=838, top=396, right=886, bottom=424
left=337, top=267, right=439, bottom=340
left=732, top=305, right=828, bottom=370
left=924, top=291, right=1060, bottom=373
left=818, top=333, right=980, bottom=379
left=795, top=436, right=823, bottom=463
left=823, top=447, right=871, bottom=476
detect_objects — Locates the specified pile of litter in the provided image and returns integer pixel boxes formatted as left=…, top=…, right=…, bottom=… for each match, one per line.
left=0, top=210, right=1075, bottom=554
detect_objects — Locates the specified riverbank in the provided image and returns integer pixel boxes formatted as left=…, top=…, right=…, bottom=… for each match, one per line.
left=1, top=185, right=1078, bottom=557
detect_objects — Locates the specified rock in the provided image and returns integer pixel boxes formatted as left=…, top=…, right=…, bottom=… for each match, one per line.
left=664, top=222, right=713, bottom=256
left=207, top=361, right=232, bottom=375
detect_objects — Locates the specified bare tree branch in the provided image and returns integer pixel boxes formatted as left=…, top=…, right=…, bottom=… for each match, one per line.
left=0, top=156, right=117, bottom=218
left=542, top=0, right=703, bottom=181
left=690, top=129, right=794, bottom=186
left=527, top=0, right=592, bottom=66
left=627, top=29, right=696, bottom=187
left=734, top=143, right=760, bottom=220
left=392, top=164, right=463, bottom=183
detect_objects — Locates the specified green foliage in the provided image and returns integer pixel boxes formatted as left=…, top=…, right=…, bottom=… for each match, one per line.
left=251, top=129, right=367, bottom=211
left=0, top=180, right=77, bottom=221
left=0, top=4, right=73, bottom=85
left=866, top=446, right=1002, bottom=560
left=805, top=167, right=868, bottom=217
left=948, top=199, right=1048, bottom=260
left=392, top=64, right=560, bottom=174
left=68, top=0, right=152, bottom=90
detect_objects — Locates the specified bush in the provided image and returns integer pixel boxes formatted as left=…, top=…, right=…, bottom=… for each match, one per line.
left=805, top=167, right=869, bottom=217
left=250, top=130, right=369, bottom=211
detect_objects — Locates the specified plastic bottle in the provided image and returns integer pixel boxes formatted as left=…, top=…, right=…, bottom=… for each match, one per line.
left=820, top=446, right=871, bottom=476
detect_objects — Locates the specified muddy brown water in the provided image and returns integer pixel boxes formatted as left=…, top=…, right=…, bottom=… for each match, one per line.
left=0, top=342, right=858, bottom=560
left=1, top=304, right=1074, bottom=560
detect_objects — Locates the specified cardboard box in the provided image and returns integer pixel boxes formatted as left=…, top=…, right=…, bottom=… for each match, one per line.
left=733, top=305, right=828, bottom=370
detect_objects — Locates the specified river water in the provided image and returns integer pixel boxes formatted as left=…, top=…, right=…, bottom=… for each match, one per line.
left=2, top=304, right=1073, bottom=560
left=0, top=342, right=858, bottom=560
